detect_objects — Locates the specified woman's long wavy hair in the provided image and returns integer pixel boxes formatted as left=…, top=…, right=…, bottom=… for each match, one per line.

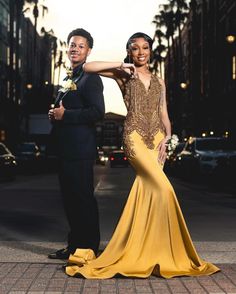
left=124, top=32, right=153, bottom=63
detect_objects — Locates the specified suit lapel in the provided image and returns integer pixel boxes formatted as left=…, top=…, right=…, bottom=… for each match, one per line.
left=54, top=90, right=69, bottom=106
left=73, top=71, right=84, bottom=84
left=54, top=71, right=85, bottom=105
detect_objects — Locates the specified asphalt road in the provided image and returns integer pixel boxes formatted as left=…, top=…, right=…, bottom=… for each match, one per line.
left=0, top=163, right=235, bottom=263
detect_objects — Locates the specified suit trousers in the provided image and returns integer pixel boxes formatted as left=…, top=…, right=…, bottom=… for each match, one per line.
left=58, top=158, right=100, bottom=254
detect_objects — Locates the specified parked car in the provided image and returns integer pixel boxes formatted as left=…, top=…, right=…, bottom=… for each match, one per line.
left=15, top=142, right=42, bottom=169
left=0, top=142, right=17, bottom=180
left=109, top=150, right=129, bottom=168
left=165, top=142, right=186, bottom=174
left=176, top=137, right=236, bottom=177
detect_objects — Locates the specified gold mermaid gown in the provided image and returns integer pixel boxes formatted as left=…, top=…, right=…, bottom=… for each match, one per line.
left=66, top=75, right=219, bottom=279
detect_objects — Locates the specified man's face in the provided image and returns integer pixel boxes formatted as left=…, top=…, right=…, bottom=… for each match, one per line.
left=67, top=36, right=91, bottom=67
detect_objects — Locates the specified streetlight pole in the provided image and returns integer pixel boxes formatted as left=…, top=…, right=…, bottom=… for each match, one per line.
left=225, top=33, right=236, bottom=140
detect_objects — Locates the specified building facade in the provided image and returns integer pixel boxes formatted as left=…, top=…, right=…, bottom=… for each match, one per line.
left=0, top=0, right=11, bottom=143
left=96, top=112, right=125, bottom=151
left=165, top=0, right=236, bottom=140
left=0, top=1, right=56, bottom=148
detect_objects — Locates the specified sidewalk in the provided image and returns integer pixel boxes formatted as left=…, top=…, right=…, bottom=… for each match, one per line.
left=0, top=241, right=236, bottom=293
left=0, top=262, right=235, bottom=294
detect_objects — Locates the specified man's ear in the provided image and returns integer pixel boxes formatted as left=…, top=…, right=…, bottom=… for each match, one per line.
left=87, top=48, right=92, bottom=57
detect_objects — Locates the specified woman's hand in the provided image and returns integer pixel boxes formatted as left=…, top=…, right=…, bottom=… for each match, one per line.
left=120, top=63, right=137, bottom=78
left=157, top=137, right=169, bottom=165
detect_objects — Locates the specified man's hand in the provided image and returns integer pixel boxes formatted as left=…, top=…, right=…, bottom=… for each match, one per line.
left=48, top=101, right=65, bottom=121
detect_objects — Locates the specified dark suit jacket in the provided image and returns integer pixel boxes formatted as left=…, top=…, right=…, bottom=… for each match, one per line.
left=51, top=65, right=105, bottom=160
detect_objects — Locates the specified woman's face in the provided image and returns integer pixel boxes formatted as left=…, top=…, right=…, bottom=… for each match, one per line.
left=128, top=37, right=151, bottom=66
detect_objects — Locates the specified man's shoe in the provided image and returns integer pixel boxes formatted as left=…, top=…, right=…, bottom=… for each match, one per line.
left=48, top=248, right=71, bottom=260
left=61, top=262, right=74, bottom=270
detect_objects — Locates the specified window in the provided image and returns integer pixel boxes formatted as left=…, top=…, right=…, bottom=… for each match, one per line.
left=13, top=20, right=16, bottom=38
left=232, top=56, right=236, bottom=80
left=7, top=46, right=10, bottom=65
left=7, top=81, right=10, bottom=98
left=18, top=58, right=21, bottom=69
left=183, top=42, right=187, bottom=57
left=13, top=52, right=16, bottom=69
left=19, top=28, right=22, bottom=45
left=7, top=12, right=10, bottom=31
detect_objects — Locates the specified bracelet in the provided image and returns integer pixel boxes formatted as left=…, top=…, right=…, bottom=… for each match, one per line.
left=119, top=62, right=124, bottom=70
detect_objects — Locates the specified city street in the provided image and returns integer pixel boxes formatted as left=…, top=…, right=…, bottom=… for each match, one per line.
left=1, top=164, right=236, bottom=244
left=0, top=164, right=236, bottom=293
left=0, top=0, right=235, bottom=292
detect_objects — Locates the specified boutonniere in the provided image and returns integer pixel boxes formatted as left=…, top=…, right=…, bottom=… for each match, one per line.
left=59, top=68, right=77, bottom=93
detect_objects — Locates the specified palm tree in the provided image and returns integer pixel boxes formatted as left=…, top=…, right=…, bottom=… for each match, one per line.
left=55, top=40, right=67, bottom=85
left=153, top=8, right=175, bottom=51
left=23, top=0, right=48, bottom=55
left=169, top=0, right=189, bottom=71
left=154, top=1, right=189, bottom=77
left=40, top=27, right=57, bottom=85
left=153, top=1, right=189, bottom=136
left=151, top=29, right=166, bottom=77
left=152, top=7, right=175, bottom=75
left=40, top=27, right=58, bottom=86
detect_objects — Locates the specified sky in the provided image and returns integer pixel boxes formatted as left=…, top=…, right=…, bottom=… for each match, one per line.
left=26, top=0, right=166, bottom=115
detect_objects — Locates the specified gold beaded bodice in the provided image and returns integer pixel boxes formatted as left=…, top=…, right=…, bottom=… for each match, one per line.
left=123, top=75, right=165, bottom=157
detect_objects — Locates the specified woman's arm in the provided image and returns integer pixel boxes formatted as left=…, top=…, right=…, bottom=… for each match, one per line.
left=83, top=62, right=136, bottom=92
left=84, top=61, right=123, bottom=76
left=157, top=78, right=172, bottom=165
left=159, top=78, right=171, bottom=139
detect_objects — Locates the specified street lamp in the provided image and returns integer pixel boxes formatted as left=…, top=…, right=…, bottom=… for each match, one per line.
left=226, top=35, right=235, bottom=44
left=224, top=131, right=229, bottom=138
left=180, top=82, right=188, bottom=89
left=226, top=34, right=236, bottom=80
left=26, top=83, right=33, bottom=89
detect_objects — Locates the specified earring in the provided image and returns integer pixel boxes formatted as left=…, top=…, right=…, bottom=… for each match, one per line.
left=128, top=55, right=131, bottom=64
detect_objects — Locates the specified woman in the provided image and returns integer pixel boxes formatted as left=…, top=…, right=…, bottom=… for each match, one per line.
left=66, top=32, right=219, bottom=279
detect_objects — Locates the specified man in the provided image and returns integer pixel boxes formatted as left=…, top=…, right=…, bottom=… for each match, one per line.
left=48, top=28, right=105, bottom=260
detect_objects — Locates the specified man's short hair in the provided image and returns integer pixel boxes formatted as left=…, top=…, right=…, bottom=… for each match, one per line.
left=67, top=28, right=94, bottom=48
